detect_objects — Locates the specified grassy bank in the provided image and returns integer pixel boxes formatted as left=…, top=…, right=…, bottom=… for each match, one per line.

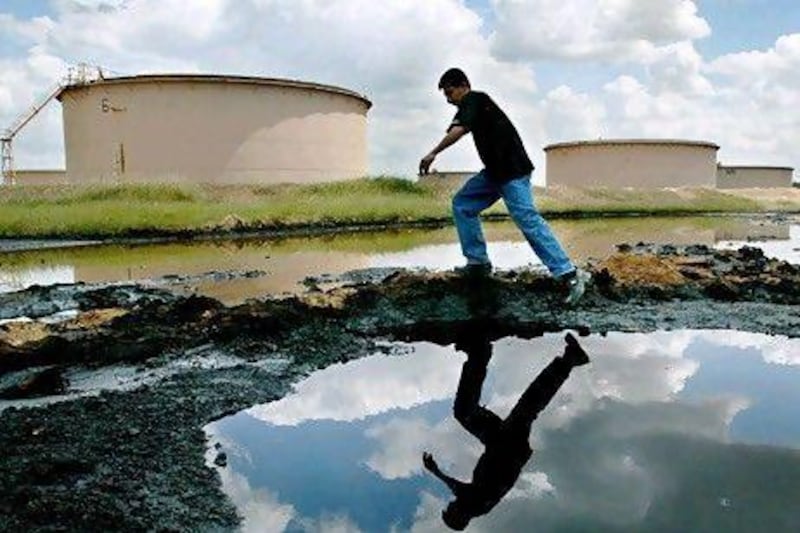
left=0, top=177, right=798, bottom=239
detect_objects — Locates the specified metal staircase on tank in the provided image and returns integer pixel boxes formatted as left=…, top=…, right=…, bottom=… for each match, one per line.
left=1, top=63, right=107, bottom=185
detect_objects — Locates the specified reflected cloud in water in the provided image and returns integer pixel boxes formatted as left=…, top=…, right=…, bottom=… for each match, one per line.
left=205, top=329, right=800, bottom=532
left=716, top=225, right=800, bottom=265
left=368, top=241, right=546, bottom=272
left=248, top=343, right=461, bottom=425
left=0, top=265, right=74, bottom=293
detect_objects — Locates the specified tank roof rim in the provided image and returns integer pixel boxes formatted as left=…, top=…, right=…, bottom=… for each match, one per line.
left=544, top=138, right=720, bottom=151
left=718, top=165, right=794, bottom=171
left=57, top=73, right=372, bottom=108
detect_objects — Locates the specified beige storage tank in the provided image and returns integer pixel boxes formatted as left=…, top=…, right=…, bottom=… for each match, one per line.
left=716, top=165, right=794, bottom=189
left=544, top=139, right=719, bottom=188
left=56, top=74, right=371, bottom=184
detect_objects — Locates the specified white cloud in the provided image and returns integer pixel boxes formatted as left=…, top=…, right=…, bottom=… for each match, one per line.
left=542, top=85, right=607, bottom=141
left=0, top=85, right=13, bottom=116
left=489, top=0, right=710, bottom=62
left=364, top=417, right=438, bottom=480
left=643, top=41, right=713, bottom=95
left=292, top=512, right=363, bottom=533
left=697, top=33, right=800, bottom=166
left=46, top=0, right=224, bottom=55
left=0, top=13, right=56, bottom=43
left=708, top=33, right=800, bottom=84
left=207, top=456, right=297, bottom=532
left=505, top=471, right=556, bottom=499
left=247, top=342, right=461, bottom=425
left=408, top=491, right=450, bottom=533
left=485, top=333, right=700, bottom=417
left=598, top=0, right=710, bottom=43
left=696, top=329, right=800, bottom=366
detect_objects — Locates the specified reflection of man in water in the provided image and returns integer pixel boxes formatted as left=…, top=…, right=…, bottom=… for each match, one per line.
left=423, top=331, right=589, bottom=530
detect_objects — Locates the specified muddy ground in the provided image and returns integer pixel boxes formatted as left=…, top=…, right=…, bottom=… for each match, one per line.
left=1, top=244, right=799, bottom=531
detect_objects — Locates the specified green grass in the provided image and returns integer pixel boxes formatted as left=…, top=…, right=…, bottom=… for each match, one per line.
left=0, top=178, right=796, bottom=239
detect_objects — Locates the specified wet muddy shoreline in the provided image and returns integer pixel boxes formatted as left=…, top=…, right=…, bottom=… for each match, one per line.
left=1, top=244, right=799, bottom=531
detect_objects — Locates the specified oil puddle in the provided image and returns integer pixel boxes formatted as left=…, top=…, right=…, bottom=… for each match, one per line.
left=205, top=329, right=800, bottom=532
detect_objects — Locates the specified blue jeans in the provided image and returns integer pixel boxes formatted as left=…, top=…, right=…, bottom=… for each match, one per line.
left=452, top=170, right=574, bottom=277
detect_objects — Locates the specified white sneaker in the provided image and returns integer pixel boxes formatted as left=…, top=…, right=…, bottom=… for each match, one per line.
left=565, top=269, right=591, bottom=305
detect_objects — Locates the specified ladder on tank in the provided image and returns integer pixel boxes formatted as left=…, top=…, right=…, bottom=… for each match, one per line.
left=1, top=63, right=106, bottom=185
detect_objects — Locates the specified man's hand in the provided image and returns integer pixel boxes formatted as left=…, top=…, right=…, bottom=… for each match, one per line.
left=419, top=152, right=436, bottom=176
left=422, top=451, right=438, bottom=472
left=419, top=126, right=466, bottom=176
left=423, top=451, right=465, bottom=495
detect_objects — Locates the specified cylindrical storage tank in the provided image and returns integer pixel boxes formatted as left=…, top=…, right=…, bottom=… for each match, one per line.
left=57, top=74, right=371, bottom=184
left=716, top=166, right=794, bottom=188
left=544, top=139, right=719, bottom=188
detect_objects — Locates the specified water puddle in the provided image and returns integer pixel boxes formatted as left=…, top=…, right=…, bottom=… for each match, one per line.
left=1, top=216, right=797, bottom=305
left=716, top=224, right=800, bottom=265
left=205, top=329, right=800, bottom=532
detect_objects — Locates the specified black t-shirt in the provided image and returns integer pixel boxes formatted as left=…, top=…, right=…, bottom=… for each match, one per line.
left=448, top=90, right=534, bottom=183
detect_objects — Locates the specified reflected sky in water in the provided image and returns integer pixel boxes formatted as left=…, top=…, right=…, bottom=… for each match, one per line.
left=716, top=225, right=800, bottom=265
left=205, top=330, right=800, bottom=532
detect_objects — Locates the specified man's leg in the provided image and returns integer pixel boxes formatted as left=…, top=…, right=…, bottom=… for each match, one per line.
left=452, top=170, right=501, bottom=267
left=453, top=337, right=503, bottom=445
left=505, top=333, right=589, bottom=436
left=500, top=175, right=574, bottom=277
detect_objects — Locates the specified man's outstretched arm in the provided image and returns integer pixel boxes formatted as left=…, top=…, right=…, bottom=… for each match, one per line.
left=419, top=125, right=468, bottom=175
left=423, top=452, right=469, bottom=496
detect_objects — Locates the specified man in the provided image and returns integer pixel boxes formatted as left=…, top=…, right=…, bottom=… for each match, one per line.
left=419, top=67, right=590, bottom=304
left=422, top=330, right=590, bottom=530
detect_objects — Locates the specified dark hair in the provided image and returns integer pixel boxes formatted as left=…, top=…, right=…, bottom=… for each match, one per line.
left=442, top=502, right=471, bottom=530
left=438, top=68, right=470, bottom=89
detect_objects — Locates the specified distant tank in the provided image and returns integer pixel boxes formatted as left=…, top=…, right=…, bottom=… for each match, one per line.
left=544, top=139, right=719, bottom=188
left=716, top=165, right=794, bottom=188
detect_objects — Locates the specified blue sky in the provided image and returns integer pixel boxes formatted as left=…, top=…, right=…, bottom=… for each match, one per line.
left=1, top=1, right=798, bottom=182
left=694, top=0, right=800, bottom=55
left=1, top=0, right=49, bottom=18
